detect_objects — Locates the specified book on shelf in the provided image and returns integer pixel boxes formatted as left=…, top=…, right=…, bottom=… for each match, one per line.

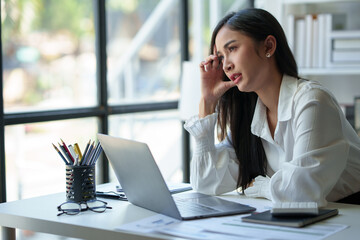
left=331, top=30, right=360, bottom=64
left=332, top=50, right=360, bottom=62
left=331, top=30, right=360, bottom=39
left=288, top=12, right=360, bottom=69
left=289, top=13, right=332, bottom=69
left=312, top=17, right=319, bottom=68
left=286, top=14, right=295, bottom=52
left=332, top=31, right=360, bottom=55
left=317, top=14, right=326, bottom=68
left=304, top=14, right=313, bottom=68
left=333, top=38, right=360, bottom=50
left=324, top=14, right=333, bottom=68
left=294, top=18, right=306, bottom=68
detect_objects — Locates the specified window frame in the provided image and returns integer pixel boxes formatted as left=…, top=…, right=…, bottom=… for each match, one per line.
left=0, top=0, right=189, bottom=203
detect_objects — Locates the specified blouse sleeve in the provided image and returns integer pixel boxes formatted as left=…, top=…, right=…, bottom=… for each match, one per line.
left=184, top=113, right=239, bottom=195
left=270, top=86, right=349, bottom=207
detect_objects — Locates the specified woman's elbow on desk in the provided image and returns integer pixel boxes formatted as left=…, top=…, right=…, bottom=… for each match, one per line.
left=190, top=175, right=237, bottom=196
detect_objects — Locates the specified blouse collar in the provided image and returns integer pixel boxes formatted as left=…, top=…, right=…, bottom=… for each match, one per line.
left=251, top=74, right=299, bottom=138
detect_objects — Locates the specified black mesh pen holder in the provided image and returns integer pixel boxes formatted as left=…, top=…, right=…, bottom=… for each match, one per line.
left=65, top=165, right=96, bottom=202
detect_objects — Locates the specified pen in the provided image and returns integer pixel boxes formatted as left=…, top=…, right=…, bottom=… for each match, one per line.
left=58, top=143, right=72, bottom=164
left=91, top=145, right=103, bottom=165
left=61, top=139, right=74, bottom=163
left=80, top=140, right=91, bottom=165
left=68, top=145, right=79, bottom=166
left=74, top=143, right=83, bottom=160
left=85, top=142, right=96, bottom=165
left=95, top=191, right=127, bottom=200
left=83, top=141, right=95, bottom=165
left=89, top=142, right=101, bottom=165
left=52, top=143, right=69, bottom=165
left=68, top=145, right=77, bottom=160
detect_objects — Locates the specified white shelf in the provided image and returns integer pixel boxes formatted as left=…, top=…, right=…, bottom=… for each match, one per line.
left=331, top=30, right=360, bottom=38
left=300, top=68, right=360, bottom=75
left=282, top=0, right=360, bottom=4
left=273, top=0, right=360, bottom=105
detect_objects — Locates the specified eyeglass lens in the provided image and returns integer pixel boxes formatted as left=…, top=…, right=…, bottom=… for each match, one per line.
left=58, top=202, right=81, bottom=215
left=86, top=200, right=108, bottom=213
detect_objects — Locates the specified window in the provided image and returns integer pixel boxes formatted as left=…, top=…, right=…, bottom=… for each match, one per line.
left=106, top=0, right=180, bottom=104
left=5, top=118, right=99, bottom=202
left=2, top=0, right=97, bottom=112
left=109, top=110, right=182, bottom=183
left=1, top=0, right=182, bottom=209
left=1, top=0, right=255, bottom=238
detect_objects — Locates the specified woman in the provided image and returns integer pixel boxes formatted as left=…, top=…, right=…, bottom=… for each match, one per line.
left=184, top=8, right=360, bottom=207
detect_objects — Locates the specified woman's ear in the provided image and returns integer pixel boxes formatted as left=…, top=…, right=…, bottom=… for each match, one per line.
left=264, top=35, right=277, bottom=58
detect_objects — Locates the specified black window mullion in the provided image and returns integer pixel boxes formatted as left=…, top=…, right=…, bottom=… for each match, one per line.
left=94, top=0, right=109, bottom=183
left=1, top=23, right=6, bottom=203
left=3, top=101, right=178, bottom=126
left=180, top=0, right=190, bottom=183
left=109, top=101, right=178, bottom=115
left=4, top=107, right=106, bottom=125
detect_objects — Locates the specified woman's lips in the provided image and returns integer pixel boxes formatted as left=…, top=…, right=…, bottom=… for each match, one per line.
left=230, top=73, right=242, bottom=84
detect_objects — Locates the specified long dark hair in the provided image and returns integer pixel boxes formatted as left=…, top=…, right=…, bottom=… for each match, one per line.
left=210, top=8, right=299, bottom=191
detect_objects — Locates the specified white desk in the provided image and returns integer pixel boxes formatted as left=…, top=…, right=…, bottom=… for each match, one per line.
left=0, top=184, right=359, bottom=240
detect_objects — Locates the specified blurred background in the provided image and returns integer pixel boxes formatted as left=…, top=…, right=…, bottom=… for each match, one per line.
left=1, top=0, right=252, bottom=239
left=1, top=0, right=360, bottom=239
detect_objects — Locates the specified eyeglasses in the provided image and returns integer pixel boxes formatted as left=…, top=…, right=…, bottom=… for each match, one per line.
left=57, top=199, right=112, bottom=216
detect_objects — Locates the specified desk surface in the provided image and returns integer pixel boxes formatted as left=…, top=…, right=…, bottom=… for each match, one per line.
left=0, top=183, right=359, bottom=240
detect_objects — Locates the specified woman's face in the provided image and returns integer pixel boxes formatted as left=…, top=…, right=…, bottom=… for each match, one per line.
left=215, top=26, right=268, bottom=93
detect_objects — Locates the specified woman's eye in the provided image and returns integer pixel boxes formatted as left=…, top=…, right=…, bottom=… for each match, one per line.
left=229, top=46, right=236, bottom=52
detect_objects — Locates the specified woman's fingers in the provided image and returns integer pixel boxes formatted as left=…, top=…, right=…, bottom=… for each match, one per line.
left=199, top=55, right=221, bottom=72
left=199, top=61, right=206, bottom=72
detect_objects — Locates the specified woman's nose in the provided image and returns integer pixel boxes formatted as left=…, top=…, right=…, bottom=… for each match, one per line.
left=223, top=59, right=233, bottom=72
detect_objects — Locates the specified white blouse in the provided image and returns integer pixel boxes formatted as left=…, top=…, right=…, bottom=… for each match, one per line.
left=184, top=75, right=360, bottom=207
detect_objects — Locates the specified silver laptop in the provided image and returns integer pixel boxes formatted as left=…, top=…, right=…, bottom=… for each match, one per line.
left=97, top=133, right=256, bottom=220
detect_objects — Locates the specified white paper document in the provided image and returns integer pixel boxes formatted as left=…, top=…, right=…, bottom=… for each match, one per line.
left=116, top=214, right=180, bottom=233
left=116, top=214, right=262, bottom=240
left=117, top=213, right=347, bottom=240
